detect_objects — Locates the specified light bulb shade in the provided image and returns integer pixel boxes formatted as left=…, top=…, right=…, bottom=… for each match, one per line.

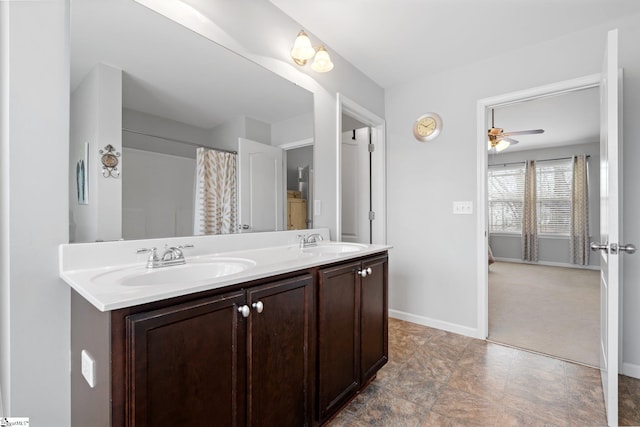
left=290, top=30, right=316, bottom=64
left=311, top=46, right=334, bottom=72
left=495, top=139, right=510, bottom=152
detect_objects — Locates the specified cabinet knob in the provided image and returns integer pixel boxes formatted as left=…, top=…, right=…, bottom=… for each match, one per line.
left=238, top=305, right=250, bottom=318
left=358, top=267, right=373, bottom=277
left=252, top=301, right=264, bottom=313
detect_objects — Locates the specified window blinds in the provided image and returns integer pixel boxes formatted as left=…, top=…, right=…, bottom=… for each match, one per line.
left=488, top=158, right=575, bottom=235
left=488, top=164, right=525, bottom=233
left=536, top=159, right=573, bottom=235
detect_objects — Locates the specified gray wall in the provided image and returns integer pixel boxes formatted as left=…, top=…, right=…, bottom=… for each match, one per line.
left=488, top=142, right=600, bottom=268
left=0, top=0, right=71, bottom=424
left=70, top=63, right=122, bottom=243
left=385, top=14, right=640, bottom=373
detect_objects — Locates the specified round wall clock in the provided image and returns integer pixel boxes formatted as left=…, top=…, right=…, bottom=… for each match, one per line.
left=413, top=112, right=443, bottom=142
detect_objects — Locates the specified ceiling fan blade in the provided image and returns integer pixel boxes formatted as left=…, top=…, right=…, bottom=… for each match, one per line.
left=502, top=129, right=544, bottom=136
left=502, top=137, right=519, bottom=145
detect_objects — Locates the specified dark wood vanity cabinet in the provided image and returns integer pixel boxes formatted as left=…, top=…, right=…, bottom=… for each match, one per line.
left=317, top=254, right=388, bottom=423
left=101, top=253, right=388, bottom=427
left=123, top=274, right=314, bottom=427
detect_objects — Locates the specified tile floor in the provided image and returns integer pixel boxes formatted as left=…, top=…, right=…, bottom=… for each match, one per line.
left=327, top=318, right=640, bottom=427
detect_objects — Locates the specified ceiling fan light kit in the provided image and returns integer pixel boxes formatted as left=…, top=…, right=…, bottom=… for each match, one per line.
left=487, top=109, right=544, bottom=153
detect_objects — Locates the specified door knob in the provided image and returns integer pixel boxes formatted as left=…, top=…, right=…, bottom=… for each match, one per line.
left=252, top=301, right=264, bottom=313
left=365, top=267, right=373, bottom=276
left=619, top=244, right=637, bottom=254
left=358, top=269, right=368, bottom=277
left=590, top=242, right=608, bottom=252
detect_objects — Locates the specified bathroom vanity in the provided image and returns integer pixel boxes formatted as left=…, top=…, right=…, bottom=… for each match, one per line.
left=61, top=229, right=389, bottom=426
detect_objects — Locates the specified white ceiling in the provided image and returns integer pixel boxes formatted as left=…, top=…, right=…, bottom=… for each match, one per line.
left=269, top=0, right=640, bottom=89
left=491, top=87, right=600, bottom=152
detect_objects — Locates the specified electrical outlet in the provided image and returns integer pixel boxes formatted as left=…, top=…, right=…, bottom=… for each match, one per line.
left=453, top=201, right=473, bottom=215
left=81, top=349, right=96, bottom=388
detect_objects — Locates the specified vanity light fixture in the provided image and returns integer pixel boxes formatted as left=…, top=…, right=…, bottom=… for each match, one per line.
left=290, top=30, right=334, bottom=72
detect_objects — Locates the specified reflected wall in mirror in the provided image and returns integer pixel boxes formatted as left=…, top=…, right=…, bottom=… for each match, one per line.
left=69, top=0, right=314, bottom=243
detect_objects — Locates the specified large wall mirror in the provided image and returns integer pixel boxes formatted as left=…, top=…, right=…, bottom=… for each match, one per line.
left=69, top=0, right=314, bottom=243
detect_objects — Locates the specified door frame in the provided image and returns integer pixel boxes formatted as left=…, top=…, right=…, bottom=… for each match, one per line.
left=476, top=74, right=601, bottom=339
left=336, top=93, right=387, bottom=244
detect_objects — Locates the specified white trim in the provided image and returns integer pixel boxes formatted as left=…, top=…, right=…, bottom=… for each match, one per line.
left=389, top=309, right=482, bottom=339
left=492, top=257, right=601, bottom=271
left=477, top=73, right=601, bottom=340
left=278, top=138, right=314, bottom=150
left=621, top=362, right=640, bottom=380
left=336, top=93, right=387, bottom=244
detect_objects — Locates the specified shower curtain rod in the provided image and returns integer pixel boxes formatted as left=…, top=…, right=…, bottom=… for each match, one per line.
left=122, top=128, right=237, bottom=154
left=489, top=154, right=590, bottom=168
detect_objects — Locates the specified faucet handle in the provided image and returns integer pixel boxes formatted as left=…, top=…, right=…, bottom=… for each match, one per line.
left=137, top=247, right=160, bottom=268
left=136, top=247, right=157, bottom=255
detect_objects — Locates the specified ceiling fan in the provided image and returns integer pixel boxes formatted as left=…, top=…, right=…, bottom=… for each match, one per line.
left=487, top=109, right=544, bottom=152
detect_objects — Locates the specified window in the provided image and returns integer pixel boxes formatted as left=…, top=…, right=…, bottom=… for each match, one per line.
left=488, top=158, right=575, bottom=236
left=536, top=159, right=573, bottom=235
left=488, top=164, right=525, bottom=233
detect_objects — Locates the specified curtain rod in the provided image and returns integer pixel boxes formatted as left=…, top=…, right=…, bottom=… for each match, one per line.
left=122, top=128, right=237, bottom=154
left=489, top=154, right=591, bottom=168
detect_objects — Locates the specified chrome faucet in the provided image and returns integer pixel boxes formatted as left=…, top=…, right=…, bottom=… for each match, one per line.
left=137, top=244, right=194, bottom=268
left=298, top=233, right=323, bottom=248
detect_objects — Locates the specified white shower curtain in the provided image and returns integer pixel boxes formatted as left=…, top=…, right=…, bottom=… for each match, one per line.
left=570, top=154, right=590, bottom=265
left=194, top=148, right=237, bottom=235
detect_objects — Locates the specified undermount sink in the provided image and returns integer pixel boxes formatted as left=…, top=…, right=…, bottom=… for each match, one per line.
left=301, top=242, right=368, bottom=255
left=92, top=257, right=256, bottom=287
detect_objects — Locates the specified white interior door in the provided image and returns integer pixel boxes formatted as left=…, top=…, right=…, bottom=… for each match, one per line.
left=341, top=128, right=370, bottom=243
left=595, top=29, right=621, bottom=427
left=238, top=138, right=284, bottom=232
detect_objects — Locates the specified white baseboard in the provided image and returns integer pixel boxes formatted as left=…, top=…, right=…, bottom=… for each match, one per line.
left=622, top=362, right=640, bottom=379
left=389, top=309, right=483, bottom=340
left=493, top=257, right=600, bottom=271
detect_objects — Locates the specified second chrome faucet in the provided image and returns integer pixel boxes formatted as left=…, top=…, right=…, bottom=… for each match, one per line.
left=137, top=244, right=194, bottom=268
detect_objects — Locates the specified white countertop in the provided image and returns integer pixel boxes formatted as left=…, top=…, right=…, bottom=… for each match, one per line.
left=59, top=229, right=390, bottom=312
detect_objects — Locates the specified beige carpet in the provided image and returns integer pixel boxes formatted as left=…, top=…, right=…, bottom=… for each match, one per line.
left=488, top=261, right=600, bottom=367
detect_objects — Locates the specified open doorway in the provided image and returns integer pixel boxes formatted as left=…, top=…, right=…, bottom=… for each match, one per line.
left=483, top=86, right=601, bottom=366
left=337, top=93, right=387, bottom=245
left=341, top=114, right=371, bottom=243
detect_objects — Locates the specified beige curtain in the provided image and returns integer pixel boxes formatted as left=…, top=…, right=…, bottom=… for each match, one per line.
left=522, top=160, right=538, bottom=261
left=570, top=154, right=590, bottom=265
left=194, top=148, right=237, bottom=235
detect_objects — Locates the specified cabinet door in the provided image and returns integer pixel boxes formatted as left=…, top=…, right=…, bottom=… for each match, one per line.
left=126, top=291, right=246, bottom=427
left=317, top=261, right=361, bottom=422
left=246, top=274, right=314, bottom=427
left=360, top=256, right=388, bottom=383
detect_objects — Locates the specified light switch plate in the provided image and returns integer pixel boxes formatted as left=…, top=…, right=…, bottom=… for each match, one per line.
left=81, top=349, right=96, bottom=388
left=314, top=200, right=322, bottom=216
left=453, top=201, right=473, bottom=215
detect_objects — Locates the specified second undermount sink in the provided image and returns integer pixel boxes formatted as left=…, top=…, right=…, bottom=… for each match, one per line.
left=92, top=257, right=256, bottom=287
left=301, top=242, right=368, bottom=255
